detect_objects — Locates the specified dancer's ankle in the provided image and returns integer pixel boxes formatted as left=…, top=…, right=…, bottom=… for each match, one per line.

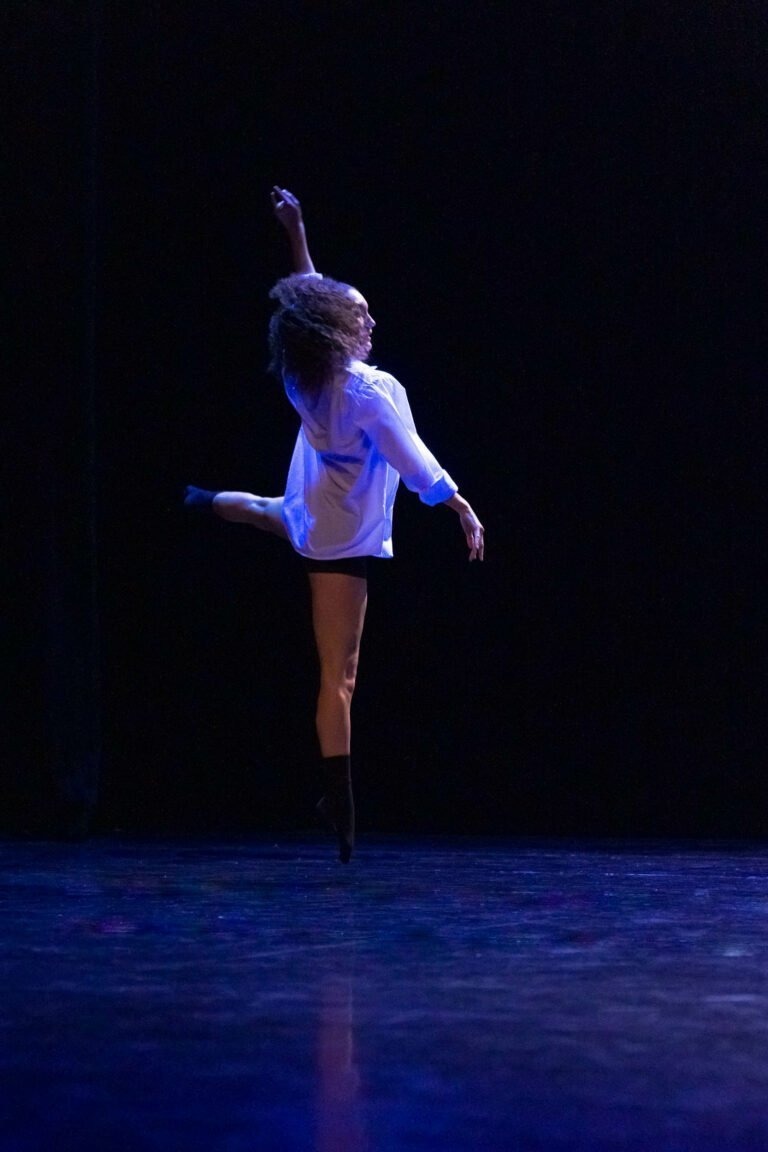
left=184, top=485, right=218, bottom=511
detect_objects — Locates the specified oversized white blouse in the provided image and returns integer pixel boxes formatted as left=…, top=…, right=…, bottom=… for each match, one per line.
left=281, top=360, right=457, bottom=559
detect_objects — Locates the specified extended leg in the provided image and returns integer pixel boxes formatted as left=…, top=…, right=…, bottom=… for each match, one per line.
left=185, top=486, right=288, bottom=539
left=213, top=492, right=288, bottom=539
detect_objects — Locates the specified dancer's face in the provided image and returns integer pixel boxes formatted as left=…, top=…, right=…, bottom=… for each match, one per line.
left=347, top=287, right=375, bottom=360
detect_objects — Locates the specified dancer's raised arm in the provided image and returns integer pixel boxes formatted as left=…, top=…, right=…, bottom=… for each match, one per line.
left=271, top=186, right=316, bottom=275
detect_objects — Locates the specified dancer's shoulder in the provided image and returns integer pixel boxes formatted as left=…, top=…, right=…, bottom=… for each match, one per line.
left=345, top=360, right=400, bottom=398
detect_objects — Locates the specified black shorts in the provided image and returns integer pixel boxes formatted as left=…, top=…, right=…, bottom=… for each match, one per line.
left=301, top=555, right=369, bottom=579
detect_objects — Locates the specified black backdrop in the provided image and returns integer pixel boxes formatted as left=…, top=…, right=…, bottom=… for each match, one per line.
left=7, top=1, right=766, bottom=837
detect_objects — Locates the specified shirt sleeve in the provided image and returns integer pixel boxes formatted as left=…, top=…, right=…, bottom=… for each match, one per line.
left=350, top=374, right=458, bottom=506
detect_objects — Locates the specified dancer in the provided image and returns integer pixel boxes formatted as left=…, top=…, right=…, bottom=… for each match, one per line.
left=186, top=187, right=484, bottom=862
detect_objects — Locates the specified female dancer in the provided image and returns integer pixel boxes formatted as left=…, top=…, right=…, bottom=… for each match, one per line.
left=186, top=188, right=484, bottom=862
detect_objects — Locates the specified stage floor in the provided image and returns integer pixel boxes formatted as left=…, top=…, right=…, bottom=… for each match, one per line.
left=2, top=834, right=768, bottom=1150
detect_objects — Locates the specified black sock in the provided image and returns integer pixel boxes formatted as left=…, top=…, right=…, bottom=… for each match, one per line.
left=318, top=754, right=354, bottom=864
left=184, top=485, right=218, bottom=510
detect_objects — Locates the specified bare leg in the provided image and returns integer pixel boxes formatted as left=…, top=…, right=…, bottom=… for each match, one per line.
left=212, top=492, right=288, bottom=539
left=308, top=571, right=367, bottom=862
left=308, top=572, right=368, bottom=756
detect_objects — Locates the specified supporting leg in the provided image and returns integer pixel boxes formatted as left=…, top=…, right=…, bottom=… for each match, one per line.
left=308, top=572, right=368, bottom=756
left=308, top=571, right=368, bottom=861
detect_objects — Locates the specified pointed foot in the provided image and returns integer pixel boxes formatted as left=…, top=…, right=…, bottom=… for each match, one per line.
left=184, top=485, right=218, bottom=510
left=316, top=795, right=354, bottom=863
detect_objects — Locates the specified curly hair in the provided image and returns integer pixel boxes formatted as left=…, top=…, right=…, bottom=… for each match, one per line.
left=268, top=275, right=364, bottom=397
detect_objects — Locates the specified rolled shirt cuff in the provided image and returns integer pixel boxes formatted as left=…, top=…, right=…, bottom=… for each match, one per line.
left=418, top=472, right=459, bottom=506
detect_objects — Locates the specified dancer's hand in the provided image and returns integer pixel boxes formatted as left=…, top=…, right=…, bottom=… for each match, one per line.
left=271, top=186, right=316, bottom=274
left=459, top=505, right=485, bottom=561
left=446, top=493, right=485, bottom=561
left=271, top=186, right=304, bottom=234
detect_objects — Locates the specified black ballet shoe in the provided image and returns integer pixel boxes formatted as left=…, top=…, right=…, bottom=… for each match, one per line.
left=184, top=485, right=218, bottom=511
left=316, top=793, right=354, bottom=864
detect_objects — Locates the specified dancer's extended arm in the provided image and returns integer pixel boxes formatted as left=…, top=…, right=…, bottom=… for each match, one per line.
left=352, top=383, right=485, bottom=561
left=271, top=186, right=316, bottom=275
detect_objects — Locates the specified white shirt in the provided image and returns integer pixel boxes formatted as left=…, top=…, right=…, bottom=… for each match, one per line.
left=281, top=360, right=457, bottom=559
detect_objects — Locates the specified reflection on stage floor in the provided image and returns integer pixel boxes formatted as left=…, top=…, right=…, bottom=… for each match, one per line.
left=2, top=835, right=768, bottom=1150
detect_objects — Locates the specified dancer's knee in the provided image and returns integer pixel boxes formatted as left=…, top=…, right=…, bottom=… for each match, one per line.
left=247, top=496, right=270, bottom=528
left=212, top=492, right=286, bottom=536
left=320, top=660, right=359, bottom=704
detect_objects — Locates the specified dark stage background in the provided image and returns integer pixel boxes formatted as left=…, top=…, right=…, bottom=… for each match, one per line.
left=7, top=1, right=766, bottom=837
